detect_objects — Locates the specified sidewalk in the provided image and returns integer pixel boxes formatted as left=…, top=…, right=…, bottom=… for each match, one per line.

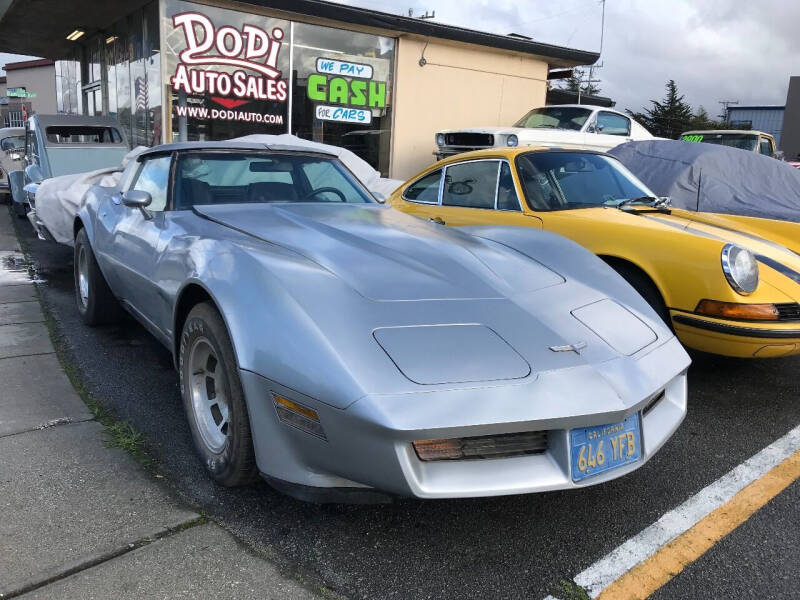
left=0, top=206, right=320, bottom=599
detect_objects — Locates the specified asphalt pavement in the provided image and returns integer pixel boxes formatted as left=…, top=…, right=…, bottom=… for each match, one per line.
left=11, top=210, right=800, bottom=600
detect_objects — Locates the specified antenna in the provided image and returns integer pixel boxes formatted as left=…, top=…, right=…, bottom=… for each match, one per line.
left=409, top=8, right=436, bottom=19
left=718, top=99, right=739, bottom=121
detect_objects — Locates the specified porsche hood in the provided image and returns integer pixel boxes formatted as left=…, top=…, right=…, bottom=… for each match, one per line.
left=193, top=203, right=566, bottom=301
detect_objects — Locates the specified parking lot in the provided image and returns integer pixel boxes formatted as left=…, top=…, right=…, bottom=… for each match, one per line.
left=12, top=217, right=800, bottom=600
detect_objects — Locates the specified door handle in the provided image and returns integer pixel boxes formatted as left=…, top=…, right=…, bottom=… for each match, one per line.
left=429, top=216, right=446, bottom=225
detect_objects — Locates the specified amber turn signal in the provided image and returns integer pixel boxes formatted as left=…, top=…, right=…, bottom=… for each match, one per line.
left=695, top=300, right=779, bottom=321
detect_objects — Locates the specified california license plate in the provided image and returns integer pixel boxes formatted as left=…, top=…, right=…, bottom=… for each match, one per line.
left=570, top=414, right=641, bottom=482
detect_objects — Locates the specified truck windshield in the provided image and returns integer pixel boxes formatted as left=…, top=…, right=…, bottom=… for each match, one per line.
left=681, top=133, right=758, bottom=152
left=516, top=152, right=656, bottom=211
left=513, top=107, right=593, bottom=131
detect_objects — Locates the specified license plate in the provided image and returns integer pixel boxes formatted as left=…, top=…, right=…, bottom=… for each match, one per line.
left=570, top=414, right=641, bottom=482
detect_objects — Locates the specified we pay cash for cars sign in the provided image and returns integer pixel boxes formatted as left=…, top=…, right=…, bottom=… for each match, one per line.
left=310, top=58, right=386, bottom=125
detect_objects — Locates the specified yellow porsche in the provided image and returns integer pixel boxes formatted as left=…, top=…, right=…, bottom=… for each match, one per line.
left=390, top=147, right=800, bottom=358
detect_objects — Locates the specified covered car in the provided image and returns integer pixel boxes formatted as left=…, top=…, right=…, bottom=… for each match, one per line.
left=608, top=139, right=800, bottom=223
left=391, top=147, right=800, bottom=359
left=73, top=139, right=689, bottom=501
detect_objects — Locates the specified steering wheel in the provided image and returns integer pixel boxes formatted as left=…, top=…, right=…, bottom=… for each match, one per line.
left=304, top=187, right=347, bottom=202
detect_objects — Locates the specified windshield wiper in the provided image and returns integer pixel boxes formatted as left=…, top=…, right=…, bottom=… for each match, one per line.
left=609, top=196, right=671, bottom=209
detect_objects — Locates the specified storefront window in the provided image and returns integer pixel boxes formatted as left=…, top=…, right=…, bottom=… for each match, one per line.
left=292, top=23, right=395, bottom=175
left=162, top=0, right=290, bottom=141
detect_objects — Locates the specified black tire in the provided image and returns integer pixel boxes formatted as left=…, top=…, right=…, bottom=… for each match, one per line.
left=179, top=302, right=258, bottom=487
left=13, top=201, right=28, bottom=218
left=73, top=228, right=123, bottom=326
left=609, top=261, right=671, bottom=327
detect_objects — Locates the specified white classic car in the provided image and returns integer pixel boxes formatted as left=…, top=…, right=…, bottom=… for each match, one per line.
left=434, top=104, right=655, bottom=159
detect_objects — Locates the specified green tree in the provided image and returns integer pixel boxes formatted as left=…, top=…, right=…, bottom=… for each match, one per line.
left=627, top=80, right=694, bottom=139
left=558, top=67, right=601, bottom=97
left=687, top=106, right=730, bottom=131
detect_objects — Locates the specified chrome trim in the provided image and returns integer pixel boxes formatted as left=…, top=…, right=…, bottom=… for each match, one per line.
left=721, top=244, right=758, bottom=295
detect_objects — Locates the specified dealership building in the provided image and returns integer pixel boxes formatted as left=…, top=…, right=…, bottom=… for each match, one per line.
left=0, top=0, right=596, bottom=178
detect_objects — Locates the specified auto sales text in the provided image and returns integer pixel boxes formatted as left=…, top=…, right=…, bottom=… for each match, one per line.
left=170, top=12, right=287, bottom=102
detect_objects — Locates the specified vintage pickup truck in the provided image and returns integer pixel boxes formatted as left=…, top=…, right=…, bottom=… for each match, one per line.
left=680, top=129, right=780, bottom=158
left=10, top=114, right=130, bottom=217
left=434, top=104, right=655, bottom=159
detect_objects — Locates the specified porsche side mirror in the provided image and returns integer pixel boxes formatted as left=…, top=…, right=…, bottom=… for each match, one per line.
left=122, top=189, right=153, bottom=220
left=25, top=163, right=44, bottom=184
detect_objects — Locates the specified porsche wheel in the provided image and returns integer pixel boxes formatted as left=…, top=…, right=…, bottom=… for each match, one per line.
left=74, top=228, right=122, bottom=326
left=179, top=302, right=258, bottom=487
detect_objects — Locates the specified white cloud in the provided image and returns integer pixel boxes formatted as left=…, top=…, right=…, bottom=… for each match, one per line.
left=330, top=0, right=797, bottom=115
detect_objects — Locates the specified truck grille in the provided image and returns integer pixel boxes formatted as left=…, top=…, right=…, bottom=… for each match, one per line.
left=776, top=303, right=800, bottom=321
left=442, top=133, right=495, bottom=147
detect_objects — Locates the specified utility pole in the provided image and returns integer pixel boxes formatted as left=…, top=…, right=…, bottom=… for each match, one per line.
left=718, top=99, right=739, bottom=122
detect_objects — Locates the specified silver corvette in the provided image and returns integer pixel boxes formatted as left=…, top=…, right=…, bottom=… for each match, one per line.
left=74, top=140, right=690, bottom=502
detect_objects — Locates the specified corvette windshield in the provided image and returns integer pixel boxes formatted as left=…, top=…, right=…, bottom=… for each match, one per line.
left=513, top=107, right=592, bottom=131
left=516, top=152, right=657, bottom=211
left=173, top=152, right=374, bottom=210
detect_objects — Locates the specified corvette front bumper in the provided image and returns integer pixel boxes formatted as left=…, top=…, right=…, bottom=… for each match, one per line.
left=241, top=335, right=690, bottom=501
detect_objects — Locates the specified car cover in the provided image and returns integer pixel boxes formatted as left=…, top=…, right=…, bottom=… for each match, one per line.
left=33, top=134, right=403, bottom=246
left=609, top=140, right=800, bottom=223
left=33, top=146, right=148, bottom=245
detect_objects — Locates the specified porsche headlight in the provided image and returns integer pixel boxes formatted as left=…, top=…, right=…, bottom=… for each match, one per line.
left=721, top=244, right=759, bottom=295
left=436, top=133, right=446, bottom=147
left=507, top=134, right=519, bottom=147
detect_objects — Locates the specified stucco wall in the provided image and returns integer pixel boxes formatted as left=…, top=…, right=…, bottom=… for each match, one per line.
left=390, top=36, right=548, bottom=179
left=6, top=65, right=57, bottom=114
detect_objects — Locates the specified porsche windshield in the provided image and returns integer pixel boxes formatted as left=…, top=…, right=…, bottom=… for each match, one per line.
left=516, top=152, right=657, bottom=211
left=513, top=107, right=593, bottom=131
left=173, top=152, right=374, bottom=209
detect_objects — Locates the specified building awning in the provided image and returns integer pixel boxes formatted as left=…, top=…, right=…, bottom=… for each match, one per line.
left=0, top=0, right=598, bottom=68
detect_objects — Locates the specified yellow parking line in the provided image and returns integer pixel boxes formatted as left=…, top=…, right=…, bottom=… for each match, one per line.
left=597, top=449, right=800, bottom=600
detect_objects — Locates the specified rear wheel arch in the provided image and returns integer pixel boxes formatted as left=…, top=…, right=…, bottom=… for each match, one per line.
left=73, top=217, right=84, bottom=239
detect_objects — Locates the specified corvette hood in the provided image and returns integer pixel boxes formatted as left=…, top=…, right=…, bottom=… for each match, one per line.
left=193, top=203, right=565, bottom=301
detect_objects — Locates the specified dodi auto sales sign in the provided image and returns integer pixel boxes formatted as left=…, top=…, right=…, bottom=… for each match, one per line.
left=170, top=12, right=287, bottom=124
left=169, top=11, right=387, bottom=127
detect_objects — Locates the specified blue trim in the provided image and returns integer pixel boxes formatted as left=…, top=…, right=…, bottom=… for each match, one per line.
left=756, top=255, right=800, bottom=286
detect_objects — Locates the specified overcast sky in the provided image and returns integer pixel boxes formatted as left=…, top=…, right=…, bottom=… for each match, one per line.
left=330, top=0, right=798, bottom=116
left=3, top=1, right=796, bottom=117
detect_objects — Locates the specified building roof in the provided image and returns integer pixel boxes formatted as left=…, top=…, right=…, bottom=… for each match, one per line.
left=0, top=0, right=597, bottom=68
left=4, top=58, right=54, bottom=71
left=546, top=88, right=616, bottom=107
left=727, top=105, right=785, bottom=111
left=246, top=0, right=598, bottom=67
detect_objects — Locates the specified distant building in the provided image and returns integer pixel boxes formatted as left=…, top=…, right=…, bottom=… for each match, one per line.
left=782, top=77, right=800, bottom=161
left=1, top=58, right=57, bottom=127
left=546, top=88, right=616, bottom=108
left=725, top=105, right=785, bottom=148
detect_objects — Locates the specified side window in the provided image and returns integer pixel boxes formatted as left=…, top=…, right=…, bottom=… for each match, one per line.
left=132, top=155, right=172, bottom=211
left=403, top=169, right=441, bottom=204
left=596, top=112, right=631, bottom=136
left=496, top=162, right=520, bottom=211
left=759, top=138, right=773, bottom=156
left=442, top=161, right=498, bottom=209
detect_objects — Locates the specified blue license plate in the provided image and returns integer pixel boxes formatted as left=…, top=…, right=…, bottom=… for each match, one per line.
left=570, top=414, right=641, bottom=482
